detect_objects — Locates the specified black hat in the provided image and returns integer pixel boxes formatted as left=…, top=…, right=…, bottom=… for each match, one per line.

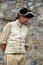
left=19, top=8, right=35, bottom=19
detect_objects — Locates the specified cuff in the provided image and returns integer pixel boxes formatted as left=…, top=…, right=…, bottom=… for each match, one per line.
left=0, top=41, right=6, bottom=45
left=25, top=44, right=29, bottom=46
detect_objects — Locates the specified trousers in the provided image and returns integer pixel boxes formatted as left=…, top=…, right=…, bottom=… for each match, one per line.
left=4, top=54, right=26, bottom=65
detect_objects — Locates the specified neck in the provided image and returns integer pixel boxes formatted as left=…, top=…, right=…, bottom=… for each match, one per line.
left=18, top=19, right=23, bottom=24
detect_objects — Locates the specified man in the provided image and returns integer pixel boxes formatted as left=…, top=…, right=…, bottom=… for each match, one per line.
left=0, top=8, right=35, bottom=65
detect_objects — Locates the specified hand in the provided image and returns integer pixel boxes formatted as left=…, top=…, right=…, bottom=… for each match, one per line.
left=25, top=45, right=29, bottom=51
left=0, top=44, right=6, bottom=53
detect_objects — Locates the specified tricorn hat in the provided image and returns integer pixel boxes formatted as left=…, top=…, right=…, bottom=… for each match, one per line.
left=19, top=8, right=35, bottom=19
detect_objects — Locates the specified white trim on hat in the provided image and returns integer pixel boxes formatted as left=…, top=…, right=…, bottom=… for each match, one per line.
left=19, top=12, right=25, bottom=16
left=19, top=12, right=35, bottom=16
left=24, top=12, right=35, bottom=16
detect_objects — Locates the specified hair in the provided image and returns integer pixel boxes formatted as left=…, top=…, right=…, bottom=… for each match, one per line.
left=16, top=13, right=22, bottom=19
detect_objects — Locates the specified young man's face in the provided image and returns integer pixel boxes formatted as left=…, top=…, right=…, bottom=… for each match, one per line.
left=19, top=16, right=29, bottom=24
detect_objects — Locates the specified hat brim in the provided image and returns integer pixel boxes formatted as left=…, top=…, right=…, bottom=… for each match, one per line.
left=24, top=13, right=35, bottom=19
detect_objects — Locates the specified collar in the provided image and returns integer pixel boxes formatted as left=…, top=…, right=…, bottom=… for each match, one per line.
left=16, top=19, right=31, bottom=27
left=16, top=19, right=23, bottom=27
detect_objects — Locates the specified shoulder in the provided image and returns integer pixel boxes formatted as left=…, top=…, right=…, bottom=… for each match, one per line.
left=10, top=20, right=17, bottom=25
left=5, top=22, right=11, bottom=27
left=24, top=25, right=28, bottom=30
left=23, top=23, right=31, bottom=31
left=5, top=20, right=16, bottom=26
left=25, top=23, right=31, bottom=28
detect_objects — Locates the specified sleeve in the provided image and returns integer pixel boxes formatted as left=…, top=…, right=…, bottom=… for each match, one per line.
left=0, top=23, right=11, bottom=45
left=25, top=29, right=32, bottom=47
